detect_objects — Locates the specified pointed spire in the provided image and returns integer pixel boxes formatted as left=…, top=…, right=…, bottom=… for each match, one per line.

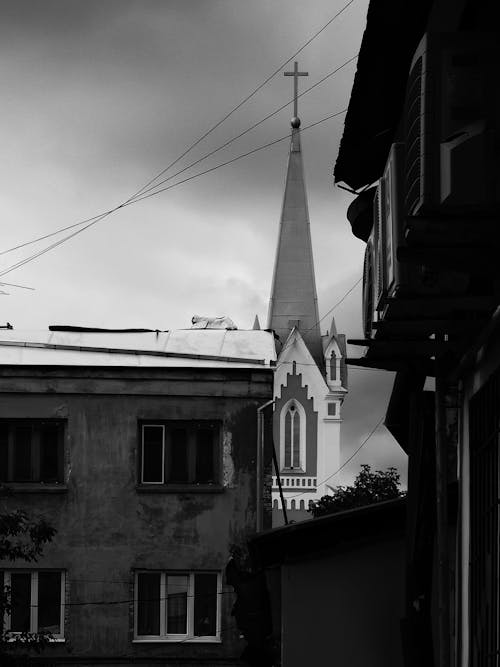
left=267, top=117, right=323, bottom=369
left=252, top=314, right=261, bottom=330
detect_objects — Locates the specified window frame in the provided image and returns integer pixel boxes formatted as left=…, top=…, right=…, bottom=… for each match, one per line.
left=133, top=570, right=222, bottom=643
left=138, top=420, right=221, bottom=489
left=1, top=570, right=66, bottom=641
left=0, top=419, right=65, bottom=485
left=279, top=400, right=306, bottom=472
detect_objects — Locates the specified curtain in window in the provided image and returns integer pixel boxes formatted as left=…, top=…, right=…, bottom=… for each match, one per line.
left=10, top=572, right=31, bottom=632
left=137, top=573, right=161, bottom=635
left=169, top=429, right=188, bottom=482
left=142, top=426, right=164, bottom=483
left=195, top=428, right=214, bottom=483
left=167, top=575, right=188, bottom=634
left=38, top=572, right=61, bottom=634
left=194, top=574, right=217, bottom=636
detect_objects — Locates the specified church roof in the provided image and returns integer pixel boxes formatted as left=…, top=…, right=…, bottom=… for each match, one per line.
left=267, top=123, right=323, bottom=370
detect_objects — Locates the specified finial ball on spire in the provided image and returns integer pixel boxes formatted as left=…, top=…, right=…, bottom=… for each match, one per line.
left=291, top=116, right=301, bottom=129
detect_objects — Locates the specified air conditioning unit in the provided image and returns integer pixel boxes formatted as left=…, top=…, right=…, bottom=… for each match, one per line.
left=405, top=32, right=500, bottom=216
left=362, top=180, right=384, bottom=339
left=362, top=142, right=470, bottom=338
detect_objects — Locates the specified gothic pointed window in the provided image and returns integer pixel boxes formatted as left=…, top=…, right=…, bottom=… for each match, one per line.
left=330, top=352, right=337, bottom=382
left=283, top=403, right=302, bottom=469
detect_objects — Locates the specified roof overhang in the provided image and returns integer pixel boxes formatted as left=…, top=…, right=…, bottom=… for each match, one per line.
left=333, top=0, right=433, bottom=191
left=249, top=497, right=406, bottom=568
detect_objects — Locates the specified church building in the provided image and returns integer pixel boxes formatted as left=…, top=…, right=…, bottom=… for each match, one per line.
left=266, top=63, right=348, bottom=526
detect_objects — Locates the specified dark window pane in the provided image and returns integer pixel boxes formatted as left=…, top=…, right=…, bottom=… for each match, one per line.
left=167, top=575, right=188, bottom=634
left=195, top=429, right=214, bottom=483
left=0, top=425, right=8, bottom=482
left=137, top=573, right=161, bottom=635
left=40, top=426, right=60, bottom=483
left=142, top=426, right=164, bottom=483
left=13, top=427, right=32, bottom=481
left=284, top=411, right=292, bottom=468
left=10, top=573, right=31, bottom=632
left=292, top=411, right=300, bottom=468
left=38, top=572, right=61, bottom=634
left=168, top=429, right=188, bottom=482
left=194, top=574, right=217, bottom=636
left=330, top=353, right=337, bottom=381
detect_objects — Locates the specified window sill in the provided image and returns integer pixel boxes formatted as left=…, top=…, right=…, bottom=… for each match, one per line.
left=2, top=483, right=68, bottom=494
left=6, top=636, right=65, bottom=643
left=135, top=484, right=224, bottom=494
left=133, top=638, right=221, bottom=644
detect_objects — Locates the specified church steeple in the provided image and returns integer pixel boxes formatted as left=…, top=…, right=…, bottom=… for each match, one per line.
left=267, top=62, right=323, bottom=369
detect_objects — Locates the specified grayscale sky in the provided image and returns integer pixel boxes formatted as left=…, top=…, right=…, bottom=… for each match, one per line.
left=0, top=0, right=407, bottom=485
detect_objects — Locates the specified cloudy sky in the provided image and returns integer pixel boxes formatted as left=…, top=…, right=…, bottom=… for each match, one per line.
left=0, top=0, right=407, bottom=485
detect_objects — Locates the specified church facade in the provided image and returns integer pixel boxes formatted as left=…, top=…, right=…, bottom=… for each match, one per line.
left=266, top=77, right=348, bottom=526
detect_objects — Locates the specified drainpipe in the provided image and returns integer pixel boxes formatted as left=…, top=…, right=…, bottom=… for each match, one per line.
left=257, top=399, right=274, bottom=532
left=435, top=345, right=450, bottom=667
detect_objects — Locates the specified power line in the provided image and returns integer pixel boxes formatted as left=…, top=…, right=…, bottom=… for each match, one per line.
left=285, top=416, right=385, bottom=500
left=130, top=54, right=358, bottom=202
left=274, top=276, right=362, bottom=368
left=0, top=108, right=348, bottom=279
left=0, top=53, right=358, bottom=262
left=124, top=0, right=357, bottom=202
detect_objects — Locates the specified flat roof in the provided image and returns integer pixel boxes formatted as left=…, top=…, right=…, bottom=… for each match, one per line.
left=0, top=329, right=277, bottom=370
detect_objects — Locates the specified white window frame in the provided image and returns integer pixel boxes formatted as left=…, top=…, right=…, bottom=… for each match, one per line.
left=2, top=570, right=65, bottom=641
left=279, top=399, right=306, bottom=472
left=141, top=424, right=165, bottom=484
left=133, top=570, right=222, bottom=643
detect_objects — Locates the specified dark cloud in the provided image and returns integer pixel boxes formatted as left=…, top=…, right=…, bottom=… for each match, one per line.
left=0, top=0, right=406, bottom=483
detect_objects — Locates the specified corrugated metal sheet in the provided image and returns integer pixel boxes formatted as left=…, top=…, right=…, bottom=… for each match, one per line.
left=0, top=330, right=276, bottom=369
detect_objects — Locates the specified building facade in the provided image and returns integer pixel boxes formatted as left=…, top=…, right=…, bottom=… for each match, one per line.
left=335, top=1, right=500, bottom=665
left=267, top=101, right=347, bottom=526
left=0, top=328, right=275, bottom=666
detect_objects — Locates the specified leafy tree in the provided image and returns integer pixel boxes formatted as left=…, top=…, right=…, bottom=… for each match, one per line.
left=308, top=464, right=404, bottom=518
left=1, top=489, right=56, bottom=666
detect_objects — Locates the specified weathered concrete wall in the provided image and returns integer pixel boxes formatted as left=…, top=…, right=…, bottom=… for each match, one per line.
left=281, top=536, right=405, bottom=667
left=0, top=366, right=273, bottom=665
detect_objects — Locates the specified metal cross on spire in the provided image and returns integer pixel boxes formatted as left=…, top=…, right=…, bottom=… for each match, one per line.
left=284, top=61, right=308, bottom=122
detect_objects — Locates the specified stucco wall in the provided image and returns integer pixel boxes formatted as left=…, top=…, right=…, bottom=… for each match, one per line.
left=0, top=366, right=273, bottom=665
left=281, top=536, right=405, bottom=667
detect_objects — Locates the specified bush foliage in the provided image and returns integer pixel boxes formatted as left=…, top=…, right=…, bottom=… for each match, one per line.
left=308, top=464, right=404, bottom=518
left=1, top=489, right=56, bottom=666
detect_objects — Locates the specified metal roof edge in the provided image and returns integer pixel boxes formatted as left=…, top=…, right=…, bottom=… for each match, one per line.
left=0, top=340, right=268, bottom=366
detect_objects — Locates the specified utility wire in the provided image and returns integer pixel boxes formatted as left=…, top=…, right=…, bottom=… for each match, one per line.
left=123, top=0, right=357, bottom=202
left=274, top=276, right=362, bottom=368
left=285, top=416, right=385, bottom=500
left=130, top=55, right=358, bottom=202
left=0, top=53, right=358, bottom=262
left=0, top=108, right=348, bottom=279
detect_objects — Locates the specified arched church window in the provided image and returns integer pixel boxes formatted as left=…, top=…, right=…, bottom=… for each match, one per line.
left=284, top=403, right=301, bottom=469
left=330, top=352, right=337, bottom=382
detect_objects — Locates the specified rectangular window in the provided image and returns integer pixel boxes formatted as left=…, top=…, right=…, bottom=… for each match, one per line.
left=1, top=570, right=65, bottom=638
left=0, top=420, right=64, bottom=484
left=140, top=422, right=220, bottom=487
left=134, top=571, right=220, bottom=641
left=327, top=402, right=337, bottom=416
